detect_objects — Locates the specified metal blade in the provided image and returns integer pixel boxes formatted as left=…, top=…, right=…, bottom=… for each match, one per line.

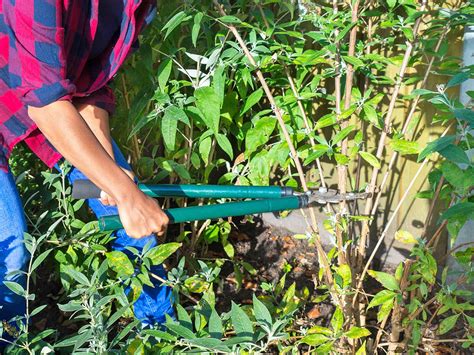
left=305, top=187, right=372, bottom=204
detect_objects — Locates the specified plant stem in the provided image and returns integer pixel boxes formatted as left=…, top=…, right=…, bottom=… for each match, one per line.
left=357, top=1, right=427, bottom=263
left=284, top=66, right=326, bottom=188
left=352, top=123, right=449, bottom=306
left=213, top=0, right=337, bottom=297
left=121, top=76, right=141, bottom=165
left=367, top=28, right=449, bottom=240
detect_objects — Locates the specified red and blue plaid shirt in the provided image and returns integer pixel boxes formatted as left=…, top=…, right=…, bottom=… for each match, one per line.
left=0, top=0, right=156, bottom=172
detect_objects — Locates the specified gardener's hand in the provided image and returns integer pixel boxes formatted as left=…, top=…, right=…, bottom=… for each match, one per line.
left=116, top=187, right=169, bottom=238
left=100, top=168, right=135, bottom=206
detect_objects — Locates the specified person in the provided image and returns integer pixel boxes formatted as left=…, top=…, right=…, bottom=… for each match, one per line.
left=0, top=0, right=175, bottom=340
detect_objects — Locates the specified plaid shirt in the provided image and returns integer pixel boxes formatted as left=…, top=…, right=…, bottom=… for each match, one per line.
left=0, top=0, right=156, bottom=172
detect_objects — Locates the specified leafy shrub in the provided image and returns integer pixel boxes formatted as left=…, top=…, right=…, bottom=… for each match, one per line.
left=2, top=0, right=473, bottom=353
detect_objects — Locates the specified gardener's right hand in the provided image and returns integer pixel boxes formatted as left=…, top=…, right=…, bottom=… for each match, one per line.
left=116, top=187, right=169, bottom=239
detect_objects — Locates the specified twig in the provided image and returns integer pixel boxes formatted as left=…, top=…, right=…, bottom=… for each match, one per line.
left=149, top=272, right=199, bottom=304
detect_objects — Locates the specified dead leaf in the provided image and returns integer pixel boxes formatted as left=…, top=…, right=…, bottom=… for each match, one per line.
left=307, top=305, right=321, bottom=319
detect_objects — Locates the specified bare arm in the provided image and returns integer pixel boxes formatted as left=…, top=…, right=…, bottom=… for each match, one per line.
left=28, top=100, right=168, bottom=238
left=75, top=103, right=134, bottom=206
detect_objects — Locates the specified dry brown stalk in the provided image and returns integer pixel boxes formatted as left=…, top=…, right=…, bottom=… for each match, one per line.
left=338, top=0, right=360, bottom=206
left=352, top=124, right=451, bottom=306
left=357, top=0, right=427, bottom=262
left=332, top=0, right=348, bottom=268
left=388, top=259, right=414, bottom=353
left=284, top=67, right=327, bottom=188
left=368, top=28, right=449, bottom=234
left=212, top=0, right=338, bottom=290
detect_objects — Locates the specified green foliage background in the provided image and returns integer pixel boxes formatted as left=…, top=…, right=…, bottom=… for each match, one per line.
left=2, top=0, right=474, bottom=354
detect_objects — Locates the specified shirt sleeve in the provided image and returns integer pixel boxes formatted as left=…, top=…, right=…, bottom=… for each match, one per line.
left=3, top=0, right=76, bottom=107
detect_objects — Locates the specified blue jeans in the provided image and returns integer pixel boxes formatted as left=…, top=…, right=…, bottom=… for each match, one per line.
left=0, top=141, right=175, bottom=332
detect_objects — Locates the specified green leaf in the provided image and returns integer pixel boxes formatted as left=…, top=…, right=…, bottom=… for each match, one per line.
left=55, top=329, right=92, bottom=349
left=439, top=314, right=460, bottom=335
left=390, top=139, right=421, bottom=155
left=68, top=269, right=92, bottom=286
left=252, top=294, right=272, bottom=328
left=166, top=322, right=197, bottom=339
left=377, top=298, right=394, bottom=323
left=219, top=15, right=241, bottom=24
left=418, top=136, right=456, bottom=162
left=187, top=338, right=230, bottom=351
left=441, top=161, right=474, bottom=194
left=359, top=151, right=381, bottom=169
left=331, top=306, right=344, bottom=332
left=162, top=11, right=191, bottom=40
left=453, top=108, right=474, bottom=125
left=394, top=230, right=418, bottom=244
left=184, top=275, right=209, bottom=293
left=386, top=0, right=397, bottom=8
left=3, top=281, right=26, bottom=297
left=304, top=145, right=330, bottom=165
left=209, top=308, right=223, bottom=339
left=345, top=326, right=371, bottom=339
left=223, top=240, right=235, bottom=258
left=245, top=117, right=276, bottom=156
left=147, top=242, right=182, bottom=265
left=301, top=334, right=329, bottom=346
left=31, top=249, right=53, bottom=272
left=199, top=135, right=212, bottom=165
left=342, top=55, right=364, bottom=67
left=315, top=114, right=337, bottom=129
left=176, top=304, right=193, bottom=331
left=356, top=341, right=367, bottom=355
left=162, top=106, right=182, bottom=151
left=231, top=302, right=253, bottom=338
left=368, top=270, right=400, bottom=291
left=439, top=145, right=470, bottom=165
left=441, top=202, right=474, bottom=221
left=332, top=125, right=355, bottom=145
left=336, top=264, right=352, bottom=288
left=157, top=59, right=173, bottom=90
left=336, top=22, right=356, bottom=41
left=192, top=12, right=203, bottom=47
left=240, top=88, right=263, bottom=115
left=363, top=105, right=379, bottom=126
left=307, top=325, right=332, bottom=336
left=106, top=251, right=134, bottom=278
left=216, top=133, right=233, bottom=159
left=143, top=329, right=177, bottom=342
left=446, top=71, right=470, bottom=88
left=368, top=290, right=397, bottom=309
left=195, top=87, right=221, bottom=134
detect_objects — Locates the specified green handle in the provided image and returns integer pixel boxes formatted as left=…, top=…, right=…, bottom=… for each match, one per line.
left=138, top=184, right=293, bottom=199
left=72, top=180, right=294, bottom=199
left=98, top=196, right=306, bottom=231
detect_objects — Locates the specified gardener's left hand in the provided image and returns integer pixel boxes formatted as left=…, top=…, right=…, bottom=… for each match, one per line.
left=99, top=168, right=135, bottom=206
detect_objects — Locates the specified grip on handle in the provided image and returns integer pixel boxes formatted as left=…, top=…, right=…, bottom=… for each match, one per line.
left=98, top=196, right=306, bottom=231
left=72, top=180, right=101, bottom=199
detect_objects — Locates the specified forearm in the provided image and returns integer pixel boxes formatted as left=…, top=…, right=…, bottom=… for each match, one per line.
left=75, top=103, right=115, bottom=160
left=28, top=100, right=135, bottom=202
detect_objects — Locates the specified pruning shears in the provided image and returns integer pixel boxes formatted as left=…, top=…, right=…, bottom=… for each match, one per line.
left=72, top=180, right=371, bottom=231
